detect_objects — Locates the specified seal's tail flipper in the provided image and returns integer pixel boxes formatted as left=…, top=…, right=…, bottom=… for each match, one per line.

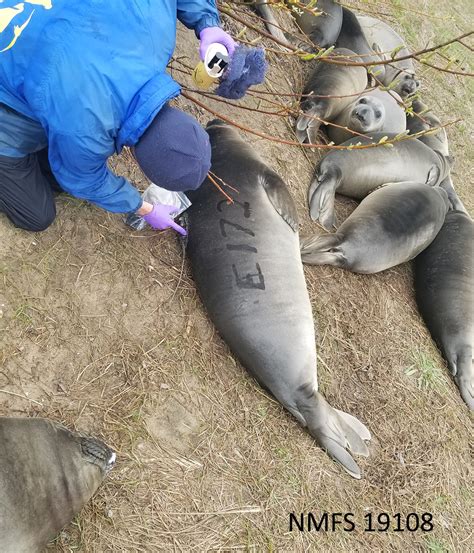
left=308, top=166, right=340, bottom=229
left=448, top=347, right=474, bottom=411
left=439, top=176, right=468, bottom=214
left=255, top=0, right=292, bottom=48
left=298, top=391, right=371, bottom=479
left=300, top=233, right=344, bottom=266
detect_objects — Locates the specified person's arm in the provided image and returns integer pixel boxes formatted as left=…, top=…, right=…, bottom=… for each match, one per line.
left=47, top=130, right=142, bottom=213
left=176, top=0, right=220, bottom=36
left=47, top=130, right=187, bottom=234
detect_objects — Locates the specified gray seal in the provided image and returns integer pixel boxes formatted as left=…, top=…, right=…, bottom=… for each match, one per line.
left=185, top=120, right=371, bottom=478
left=0, top=417, right=115, bottom=553
left=406, top=98, right=466, bottom=213
left=327, top=87, right=406, bottom=144
left=301, top=182, right=450, bottom=273
left=406, top=99, right=449, bottom=156
left=256, top=0, right=342, bottom=50
left=308, top=132, right=451, bottom=228
left=356, top=14, right=419, bottom=97
left=335, top=7, right=385, bottom=80
left=414, top=210, right=473, bottom=410
left=296, top=48, right=368, bottom=143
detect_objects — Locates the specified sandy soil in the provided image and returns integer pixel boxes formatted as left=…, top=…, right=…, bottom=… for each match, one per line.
left=0, top=1, right=472, bottom=552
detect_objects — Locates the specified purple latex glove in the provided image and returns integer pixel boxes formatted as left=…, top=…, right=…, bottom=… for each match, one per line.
left=143, top=204, right=187, bottom=236
left=199, top=26, right=236, bottom=60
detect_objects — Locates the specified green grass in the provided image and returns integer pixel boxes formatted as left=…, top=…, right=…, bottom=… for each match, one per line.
left=405, top=350, right=446, bottom=391
left=13, top=302, right=33, bottom=325
left=425, top=536, right=450, bottom=553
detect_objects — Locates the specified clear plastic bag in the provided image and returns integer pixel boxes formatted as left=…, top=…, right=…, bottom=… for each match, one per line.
left=125, top=183, right=192, bottom=230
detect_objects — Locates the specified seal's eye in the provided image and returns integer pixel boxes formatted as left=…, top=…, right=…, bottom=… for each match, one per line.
left=359, top=98, right=367, bottom=104
left=375, top=110, right=382, bottom=118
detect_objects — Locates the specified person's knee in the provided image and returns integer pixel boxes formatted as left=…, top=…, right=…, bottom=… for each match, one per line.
left=134, top=105, right=212, bottom=193
left=23, top=203, right=56, bottom=232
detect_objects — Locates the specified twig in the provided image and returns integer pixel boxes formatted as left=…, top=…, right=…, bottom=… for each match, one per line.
left=0, top=389, right=43, bottom=406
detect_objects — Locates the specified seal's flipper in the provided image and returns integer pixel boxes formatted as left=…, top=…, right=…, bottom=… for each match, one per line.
left=255, top=0, right=292, bottom=48
left=80, top=436, right=116, bottom=472
left=308, top=166, right=341, bottom=229
left=300, top=234, right=345, bottom=266
left=448, top=348, right=474, bottom=411
left=297, top=391, right=370, bottom=479
left=296, top=107, right=322, bottom=144
left=425, top=165, right=441, bottom=186
left=439, top=176, right=468, bottom=214
left=259, top=171, right=299, bottom=232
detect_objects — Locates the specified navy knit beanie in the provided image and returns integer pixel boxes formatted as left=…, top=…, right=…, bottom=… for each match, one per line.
left=134, top=104, right=211, bottom=192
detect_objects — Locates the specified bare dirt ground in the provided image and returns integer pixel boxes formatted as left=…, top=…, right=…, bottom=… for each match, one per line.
left=0, top=1, right=472, bottom=552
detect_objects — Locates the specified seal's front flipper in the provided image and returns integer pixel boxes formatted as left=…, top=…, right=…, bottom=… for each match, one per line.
left=297, top=391, right=371, bottom=479
left=80, top=436, right=116, bottom=472
left=259, top=170, right=299, bottom=232
left=296, top=106, right=322, bottom=144
left=300, top=234, right=345, bottom=266
left=308, top=167, right=340, bottom=229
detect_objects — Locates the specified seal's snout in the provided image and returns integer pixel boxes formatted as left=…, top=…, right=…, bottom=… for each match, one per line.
left=401, top=77, right=419, bottom=96
left=354, top=107, right=369, bottom=124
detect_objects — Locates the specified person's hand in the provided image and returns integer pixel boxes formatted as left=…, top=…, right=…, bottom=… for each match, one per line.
left=199, top=26, right=236, bottom=61
left=142, top=203, right=187, bottom=236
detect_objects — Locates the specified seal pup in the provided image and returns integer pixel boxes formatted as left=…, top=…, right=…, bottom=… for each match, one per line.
left=296, top=48, right=368, bottom=143
left=0, top=417, right=115, bottom=553
left=308, top=131, right=451, bottom=228
left=357, top=14, right=419, bottom=97
left=185, top=120, right=371, bottom=478
left=327, top=87, right=406, bottom=144
left=335, top=7, right=385, bottom=80
left=414, top=210, right=473, bottom=410
left=406, top=99, right=449, bottom=156
left=255, top=0, right=342, bottom=50
left=406, top=99, right=466, bottom=213
left=301, top=182, right=450, bottom=273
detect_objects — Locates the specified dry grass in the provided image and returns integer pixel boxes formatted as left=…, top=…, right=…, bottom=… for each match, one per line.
left=0, top=1, right=473, bottom=552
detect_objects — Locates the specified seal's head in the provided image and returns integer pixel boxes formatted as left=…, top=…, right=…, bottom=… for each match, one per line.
left=349, top=96, right=385, bottom=132
left=394, top=72, right=420, bottom=97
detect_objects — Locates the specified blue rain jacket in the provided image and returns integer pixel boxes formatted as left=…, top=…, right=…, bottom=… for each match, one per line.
left=0, top=0, right=219, bottom=213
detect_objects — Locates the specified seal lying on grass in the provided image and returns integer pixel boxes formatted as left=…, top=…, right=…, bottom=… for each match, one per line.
left=185, top=119, right=371, bottom=479
left=308, top=132, right=451, bottom=229
left=414, top=210, right=474, bottom=410
left=301, top=182, right=450, bottom=273
left=0, top=417, right=115, bottom=553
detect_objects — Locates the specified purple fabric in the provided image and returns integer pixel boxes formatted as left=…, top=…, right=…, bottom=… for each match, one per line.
left=199, top=26, right=236, bottom=60
left=134, top=104, right=211, bottom=192
left=215, top=46, right=268, bottom=100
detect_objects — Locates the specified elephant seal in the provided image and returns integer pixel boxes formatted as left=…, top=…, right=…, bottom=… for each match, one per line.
left=301, top=182, right=450, bottom=273
left=0, top=417, right=115, bottom=553
left=185, top=120, right=371, bottom=478
left=335, top=7, right=385, bottom=80
left=357, top=14, right=419, bottom=97
left=327, top=87, right=406, bottom=144
left=406, top=99, right=466, bottom=213
left=256, top=0, right=342, bottom=50
left=308, top=131, right=451, bottom=228
left=296, top=48, right=368, bottom=143
left=414, top=210, right=474, bottom=410
left=406, top=99, right=449, bottom=156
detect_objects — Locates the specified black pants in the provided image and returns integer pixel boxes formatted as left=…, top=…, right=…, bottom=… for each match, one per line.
left=0, top=149, right=60, bottom=232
